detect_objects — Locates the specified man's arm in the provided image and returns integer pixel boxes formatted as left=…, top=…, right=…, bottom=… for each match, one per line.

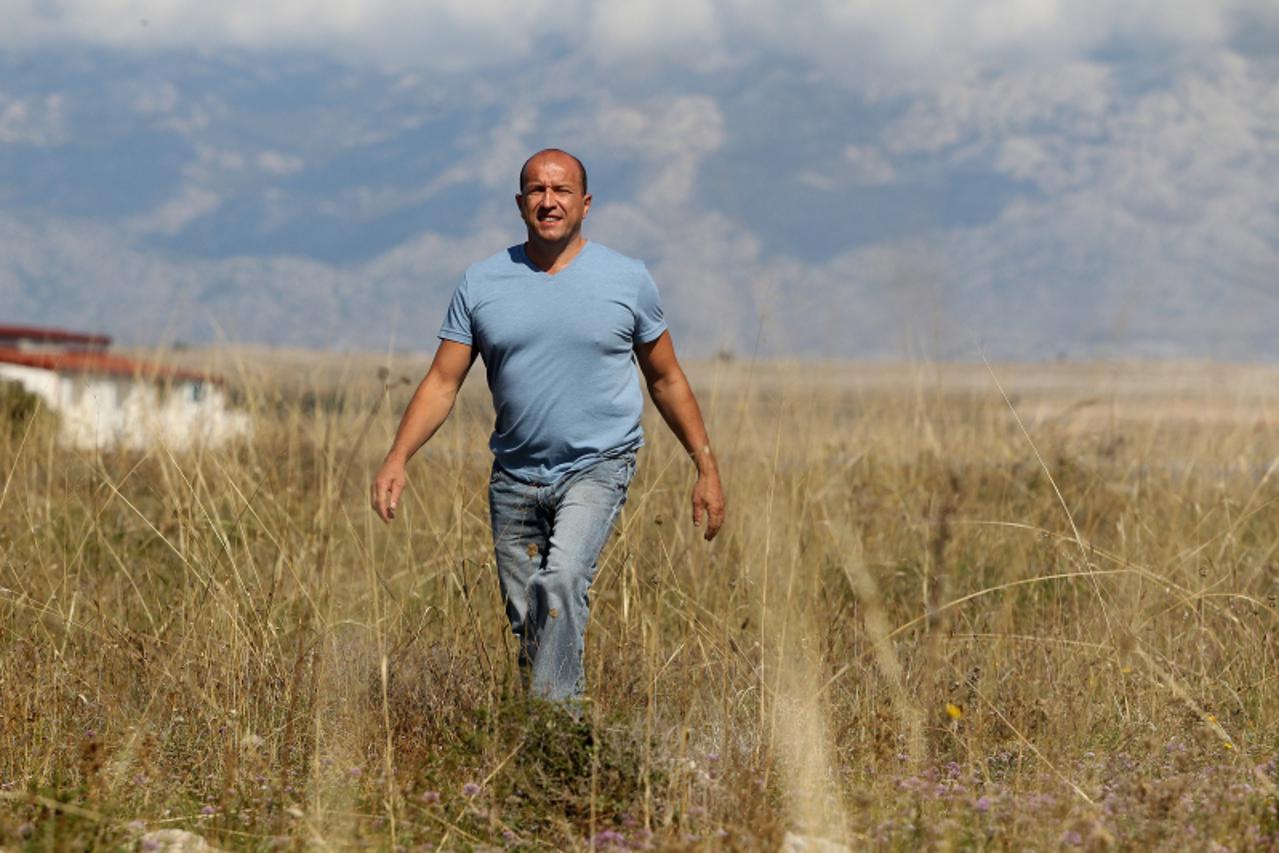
left=634, top=331, right=726, bottom=541
left=371, top=339, right=477, bottom=523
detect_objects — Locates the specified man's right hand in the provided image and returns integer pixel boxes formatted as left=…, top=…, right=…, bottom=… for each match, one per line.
left=371, top=459, right=408, bottom=523
left=369, top=341, right=477, bottom=525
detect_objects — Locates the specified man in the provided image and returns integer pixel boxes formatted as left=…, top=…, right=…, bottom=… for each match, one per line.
left=371, top=148, right=725, bottom=704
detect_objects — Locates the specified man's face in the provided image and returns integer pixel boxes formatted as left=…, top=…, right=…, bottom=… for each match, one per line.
left=516, top=154, right=591, bottom=244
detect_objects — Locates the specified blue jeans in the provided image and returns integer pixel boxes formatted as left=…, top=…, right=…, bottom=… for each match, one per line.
left=488, top=452, right=637, bottom=702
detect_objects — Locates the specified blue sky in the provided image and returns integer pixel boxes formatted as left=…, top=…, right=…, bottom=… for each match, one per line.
left=0, top=1, right=1276, bottom=358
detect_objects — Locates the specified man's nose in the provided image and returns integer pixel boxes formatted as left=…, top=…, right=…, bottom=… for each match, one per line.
left=539, top=189, right=560, bottom=208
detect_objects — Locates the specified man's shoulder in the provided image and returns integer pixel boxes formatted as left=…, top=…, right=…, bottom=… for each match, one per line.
left=463, top=245, right=526, bottom=282
left=583, top=241, right=648, bottom=275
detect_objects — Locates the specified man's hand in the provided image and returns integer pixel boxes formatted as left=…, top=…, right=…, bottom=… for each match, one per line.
left=691, top=470, right=726, bottom=541
left=368, top=340, right=476, bottom=526
left=634, top=331, right=725, bottom=542
left=371, top=458, right=408, bottom=523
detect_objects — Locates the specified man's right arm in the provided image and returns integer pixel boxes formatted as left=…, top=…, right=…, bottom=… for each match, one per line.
left=371, top=339, right=477, bottom=523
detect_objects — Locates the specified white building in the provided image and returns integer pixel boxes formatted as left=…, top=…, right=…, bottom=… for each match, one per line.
left=0, top=325, right=250, bottom=450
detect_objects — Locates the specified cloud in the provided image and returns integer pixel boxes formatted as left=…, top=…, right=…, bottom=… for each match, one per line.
left=127, top=185, right=222, bottom=236
left=569, top=94, right=725, bottom=205
left=798, top=145, right=897, bottom=190
left=842, top=145, right=896, bottom=185
left=121, top=141, right=308, bottom=238
left=0, top=0, right=581, bottom=71
left=587, top=0, right=722, bottom=63
left=257, top=150, right=303, bottom=175
left=130, top=80, right=180, bottom=114
left=885, top=51, right=1278, bottom=227
left=728, top=0, right=1253, bottom=87
left=0, top=92, right=67, bottom=145
left=1, top=0, right=1268, bottom=79
left=882, top=61, right=1114, bottom=157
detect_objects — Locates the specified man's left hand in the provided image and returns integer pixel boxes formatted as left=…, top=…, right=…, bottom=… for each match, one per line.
left=691, top=471, right=726, bottom=541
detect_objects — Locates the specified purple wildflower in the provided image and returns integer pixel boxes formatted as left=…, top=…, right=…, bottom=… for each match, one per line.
left=973, top=796, right=991, bottom=813
left=461, top=782, right=481, bottom=797
left=592, top=829, right=627, bottom=848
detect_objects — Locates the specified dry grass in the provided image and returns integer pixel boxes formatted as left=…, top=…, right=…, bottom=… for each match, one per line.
left=2, top=351, right=1279, bottom=850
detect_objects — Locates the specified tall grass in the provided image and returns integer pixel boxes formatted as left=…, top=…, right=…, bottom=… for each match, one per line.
left=2, top=353, right=1278, bottom=850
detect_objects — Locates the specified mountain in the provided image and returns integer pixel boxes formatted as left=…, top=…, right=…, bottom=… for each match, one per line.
left=1, top=47, right=1276, bottom=360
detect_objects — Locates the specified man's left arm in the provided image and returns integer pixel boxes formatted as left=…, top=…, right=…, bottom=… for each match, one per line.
left=634, top=331, right=726, bottom=541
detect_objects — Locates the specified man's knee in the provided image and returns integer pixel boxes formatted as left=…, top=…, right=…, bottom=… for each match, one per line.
left=527, top=567, right=586, bottom=613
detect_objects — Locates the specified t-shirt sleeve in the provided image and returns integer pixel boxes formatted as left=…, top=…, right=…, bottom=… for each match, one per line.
left=633, top=265, right=668, bottom=344
left=438, top=273, right=474, bottom=345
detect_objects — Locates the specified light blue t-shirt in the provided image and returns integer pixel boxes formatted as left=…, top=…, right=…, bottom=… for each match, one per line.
left=438, top=241, right=668, bottom=484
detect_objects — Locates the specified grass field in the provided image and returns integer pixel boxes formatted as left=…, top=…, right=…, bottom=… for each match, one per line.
left=2, top=351, right=1278, bottom=850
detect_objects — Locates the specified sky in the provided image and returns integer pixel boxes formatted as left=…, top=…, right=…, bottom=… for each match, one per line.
left=0, top=1, right=1277, bottom=359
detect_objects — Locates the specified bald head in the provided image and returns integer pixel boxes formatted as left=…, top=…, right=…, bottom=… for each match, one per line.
left=519, top=149, right=588, bottom=195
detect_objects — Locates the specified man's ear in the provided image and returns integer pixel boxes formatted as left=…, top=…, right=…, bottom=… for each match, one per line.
left=515, top=193, right=524, bottom=210
left=582, top=192, right=592, bottom=218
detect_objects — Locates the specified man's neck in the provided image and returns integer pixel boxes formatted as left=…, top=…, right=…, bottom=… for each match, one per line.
left=524, top=234, right=587, bottom=275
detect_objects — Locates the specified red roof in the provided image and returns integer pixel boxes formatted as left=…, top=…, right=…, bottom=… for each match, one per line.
left=0, top=347, right=219, bottom=384
left=0, top=325, right=111, bottom=348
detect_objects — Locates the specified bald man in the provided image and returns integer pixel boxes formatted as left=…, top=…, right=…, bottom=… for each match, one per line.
left=372, top=149, right=725, bottom=705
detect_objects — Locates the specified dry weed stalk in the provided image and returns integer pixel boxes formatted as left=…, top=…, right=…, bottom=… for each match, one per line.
left=1, top=355, right=1277, bottom=849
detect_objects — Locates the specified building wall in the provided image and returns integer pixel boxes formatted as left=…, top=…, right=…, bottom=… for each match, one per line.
left=0, top=363, right=63, bottom=409
left=0, top=364, right=250, bottom=450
